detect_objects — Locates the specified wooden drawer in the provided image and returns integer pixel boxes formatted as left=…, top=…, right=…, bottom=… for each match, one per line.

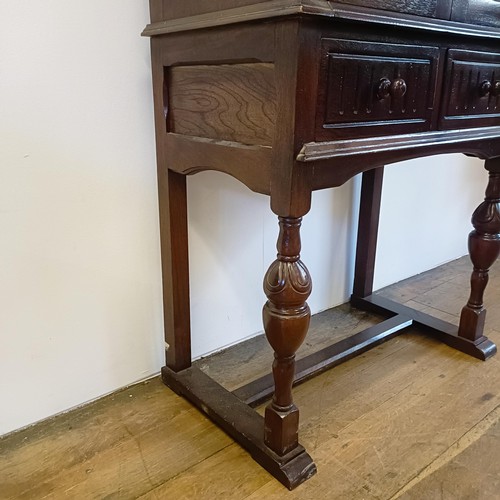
left=440, top=49, right=500, bottom=129
left=316, top=39, right=440, bottom=140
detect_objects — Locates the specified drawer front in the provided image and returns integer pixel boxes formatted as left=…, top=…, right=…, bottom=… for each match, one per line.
left=440, top=49, right=500, bottom=129
left=316, top=39, right=440, bottom=140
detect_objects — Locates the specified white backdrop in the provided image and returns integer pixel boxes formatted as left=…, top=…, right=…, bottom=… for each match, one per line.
left=0, top=1, right=488, bottom=436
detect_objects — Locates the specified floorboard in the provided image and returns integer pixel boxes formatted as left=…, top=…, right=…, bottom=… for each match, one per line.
left=1, top=256, right=499, bottom=499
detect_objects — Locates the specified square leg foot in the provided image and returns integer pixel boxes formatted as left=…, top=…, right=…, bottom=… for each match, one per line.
left=161, top=366, right=317, bottom=490
left=458, top=306, right=486, bottom=341
left=264, top=404, right=299, bottom=456
left=351, top=295, right=497, bottom=361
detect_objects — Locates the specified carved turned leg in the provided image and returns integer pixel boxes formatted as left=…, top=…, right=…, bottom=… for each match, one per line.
left=263, top=216, right=312, bottom=456
left=458, top=160, right=500, bottom=342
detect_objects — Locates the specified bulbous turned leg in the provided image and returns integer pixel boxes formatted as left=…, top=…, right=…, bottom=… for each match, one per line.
left=459, top=162, right=500, bottom=342
left=263, top=216, right=312, bottom=456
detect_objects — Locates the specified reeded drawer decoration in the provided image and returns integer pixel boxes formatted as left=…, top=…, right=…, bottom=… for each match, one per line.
left=316, top=39, right=440, bottom=140
left=441, top=49, right=500, bottom=129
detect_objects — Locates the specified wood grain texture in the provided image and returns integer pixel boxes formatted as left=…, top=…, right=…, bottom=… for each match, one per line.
left=159, top=169, right=191, bottom=371
left=148, top=0, right=163, bottom=22
left=301, top=128, right=500, bottom=191
left=269, top=19, right=313, bottom=217
left=333, top=0, right=439, bottom=17
left=157, top=22, right=275, bottom=67
left=245, top=330, right=500, bottom=499
left=316, top=39, right=439, bottom=140
left=451, top=0, right=500, bottom=28
left=146, top=0, right=453, bottom=25
left=232, top=315, right=412, bottom=407
left=161, top=365, right=317, bottom=489
left=168, top=63, right=277, bottom=146
left=196, top=304, right=384, bottom=392
left=262, top=217, right=312, bottom=455
left=156, top=0, right=268, bottom=21
left=143, top=0, right=500, bottom=492
left=150, top=24, right=275, bottom=196
left=396, top=406, right=500, bottom=498
left=152, top=0, right=448, bottom=21
left=299, top=127, right=500, bottom=163
left=353, top=167, right=384, bottom=297
left=441, top=49, right=500, bottom=130
left=459, top=160, right=500, bottom=342
left=137, top=445, right=272, bottom=499
left=151, top=40, right=192, bottom=372
left=164, top=134, right=272, bottom=195
left=143, top=0, right=500, bottom=40
left=0, top=379, right=233, bottom=499
left=1, top=258, right=500, bottom=498
left=142, top=1, right=305, bottom=37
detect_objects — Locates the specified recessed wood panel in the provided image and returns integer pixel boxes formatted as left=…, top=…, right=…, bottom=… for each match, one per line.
left=316, top=39, right=439, bottom=140
left=168, top=63, right=277, bottom=146
left=324, top=53, right=432, bottom=124
left=441, top=49, right=500, bottom=129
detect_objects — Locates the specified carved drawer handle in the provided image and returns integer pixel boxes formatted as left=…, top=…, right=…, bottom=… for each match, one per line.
left=479, top=80, right=500, bottom=97
left=376, top=78, right=407, bottom=100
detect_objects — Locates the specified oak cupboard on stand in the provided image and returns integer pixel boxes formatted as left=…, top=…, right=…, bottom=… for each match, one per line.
left=143, top=0, right=500, bottom=489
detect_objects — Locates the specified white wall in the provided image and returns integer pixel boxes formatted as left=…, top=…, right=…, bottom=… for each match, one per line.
left=0, top=1, right=488, bottom=436
left=188, top=156, right=487, bottom=358
left=188, top=172, right=362, bottom=358
left=0, top=2, right=162, bottom=436
left=375, top=155, right=487, bottom=290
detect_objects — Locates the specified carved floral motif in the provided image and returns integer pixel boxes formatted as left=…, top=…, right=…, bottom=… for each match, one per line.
left=262, top=216, right=312, bottom=455
left=459, top=168, right=500, bottom=341
left=471, top=173, right=500, bottom=235
left=264, top=260, right=312, bottom=308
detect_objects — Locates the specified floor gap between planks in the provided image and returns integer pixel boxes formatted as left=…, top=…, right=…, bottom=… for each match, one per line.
left=1, top=256, right=500, bottom=499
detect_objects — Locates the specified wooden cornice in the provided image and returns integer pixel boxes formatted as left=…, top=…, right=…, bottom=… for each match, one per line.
left=142, top=0, right=500, bottom=39
left=142, top=1, right=328, bottom=37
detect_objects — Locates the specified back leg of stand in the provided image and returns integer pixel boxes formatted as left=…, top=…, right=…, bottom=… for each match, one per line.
left=353, top=167, right=385, bottom=298
left=158, top=169, right=191, bottom=371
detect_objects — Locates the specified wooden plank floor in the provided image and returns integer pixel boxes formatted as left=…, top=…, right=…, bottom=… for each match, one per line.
left=1, top=256, right=500, bottom=499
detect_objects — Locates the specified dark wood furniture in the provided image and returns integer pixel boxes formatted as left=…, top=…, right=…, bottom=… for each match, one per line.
left=143, top=0, right=500, bottom=489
